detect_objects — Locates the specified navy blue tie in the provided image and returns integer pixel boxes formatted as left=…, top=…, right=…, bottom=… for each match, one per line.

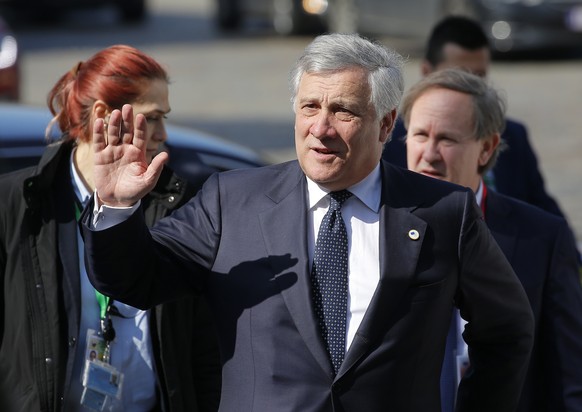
left=311, top=190, right=352, bottom=374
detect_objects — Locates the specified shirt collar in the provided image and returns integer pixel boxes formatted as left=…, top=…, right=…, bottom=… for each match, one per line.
left=70, top=148, right=91, bottom=206
left=475, top=179, right=484, bottom=207
left=307, top=163, right=382, bottom=213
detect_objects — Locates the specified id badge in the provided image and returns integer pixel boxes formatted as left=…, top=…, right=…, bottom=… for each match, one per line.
left=85, top=329, right=107, bottom=362
left=82, top=359, right=124, bottom=399
left=80, top=387, right=107, bottom=411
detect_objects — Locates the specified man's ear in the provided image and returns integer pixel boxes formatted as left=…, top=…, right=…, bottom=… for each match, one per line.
left=379, top=109, right=397, bottom=144
left=479, top=133, right=501, bottom=166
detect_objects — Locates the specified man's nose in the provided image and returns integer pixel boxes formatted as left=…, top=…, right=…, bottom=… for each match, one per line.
left=422, top=139, right=441, bottom=162
left=310, top=112, right=335, bottom=139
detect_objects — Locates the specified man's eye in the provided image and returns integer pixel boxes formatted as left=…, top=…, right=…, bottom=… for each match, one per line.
left=334, top=107, right=355, bottom=120
left=440, top=137, right=457, bottom=145
left=411, top=133, right=428, bottom=141
left=300, top=105, right=318, bottom=115
left=336, top=111, right=352, bottom=120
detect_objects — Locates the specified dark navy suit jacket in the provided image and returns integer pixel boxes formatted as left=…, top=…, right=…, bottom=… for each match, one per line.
left=485, top=190, right=582, bottom=412
left=82, top=160, right=535, bottom=412
left=382, top=117, right=566, bottom=218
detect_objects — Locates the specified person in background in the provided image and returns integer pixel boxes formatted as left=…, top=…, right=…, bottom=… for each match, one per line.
left=382, top=15, right=568, bottom=220
left=403, top=68, right=582, bottom=412
left=81, top=33, right=533, bottom=411
left=0, top=45, right=221, bottom=411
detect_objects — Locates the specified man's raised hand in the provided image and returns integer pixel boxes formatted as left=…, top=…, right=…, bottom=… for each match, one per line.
left=93, top=104, right=168, bottom=207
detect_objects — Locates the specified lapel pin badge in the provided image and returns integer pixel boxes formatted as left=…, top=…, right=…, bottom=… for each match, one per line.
left=408, top=229, right=420, bottom=240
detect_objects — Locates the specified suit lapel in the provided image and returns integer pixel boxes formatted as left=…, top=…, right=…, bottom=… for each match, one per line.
left=259, top=162, right=333, bottom=377
left=339, top=163, right=427, bottom=378
left=339, top=206, right=427, bottom=377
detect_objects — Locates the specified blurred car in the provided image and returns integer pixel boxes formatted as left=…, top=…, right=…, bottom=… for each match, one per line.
left=217, top=0, right=582, bottom=53
left=215, top=0, right=327, bottom=34
left=0, top=14, right=19, bottom=101
left=463, top=0, right=582, bottom=53
left=0, top=0, right=147, bottom=23
left=0, top=103, right=267, bottom=186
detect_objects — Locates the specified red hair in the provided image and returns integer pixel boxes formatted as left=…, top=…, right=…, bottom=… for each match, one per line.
left=47, top=45, right=169, bottom=142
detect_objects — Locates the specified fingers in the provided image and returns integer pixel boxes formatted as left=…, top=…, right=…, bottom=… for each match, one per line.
left=132, top=112, right=148, bottom=152
left=93, top=117, right=106, bottom=153
left=145, top=151, right=170, bottom=183
left=108, top=104, right=135, bottom=146
left=96, top=104, right=148, bottom=151
left=104, top=109, right=123, bottom=146
left=121, top=104, right=135, bottom=145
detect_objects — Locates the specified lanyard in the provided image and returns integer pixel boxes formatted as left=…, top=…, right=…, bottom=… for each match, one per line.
left=95, top=291, right=110, bottom=320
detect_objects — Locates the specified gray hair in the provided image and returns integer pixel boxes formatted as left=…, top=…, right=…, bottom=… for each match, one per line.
left=289, top=33, right=405, bottom=120
left=400, top=68, right=507, bottom=173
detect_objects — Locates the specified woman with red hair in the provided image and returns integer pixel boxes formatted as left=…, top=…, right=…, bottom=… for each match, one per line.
left=0, top=45, right=221, bottom=412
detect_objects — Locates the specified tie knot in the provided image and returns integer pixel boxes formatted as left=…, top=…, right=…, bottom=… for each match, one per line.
left=329, top=190, right=352, bottom=210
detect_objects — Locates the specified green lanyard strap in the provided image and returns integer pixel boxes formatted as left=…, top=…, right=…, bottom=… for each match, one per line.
left=95, top=290, right=110, bottom=320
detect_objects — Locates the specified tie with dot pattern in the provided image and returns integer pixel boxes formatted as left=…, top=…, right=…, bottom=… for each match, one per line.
left=311, top=189, right=352, bottom=374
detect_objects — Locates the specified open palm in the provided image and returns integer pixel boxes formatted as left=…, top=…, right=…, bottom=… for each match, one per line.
left=93, top=104, right=168, bottom=207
